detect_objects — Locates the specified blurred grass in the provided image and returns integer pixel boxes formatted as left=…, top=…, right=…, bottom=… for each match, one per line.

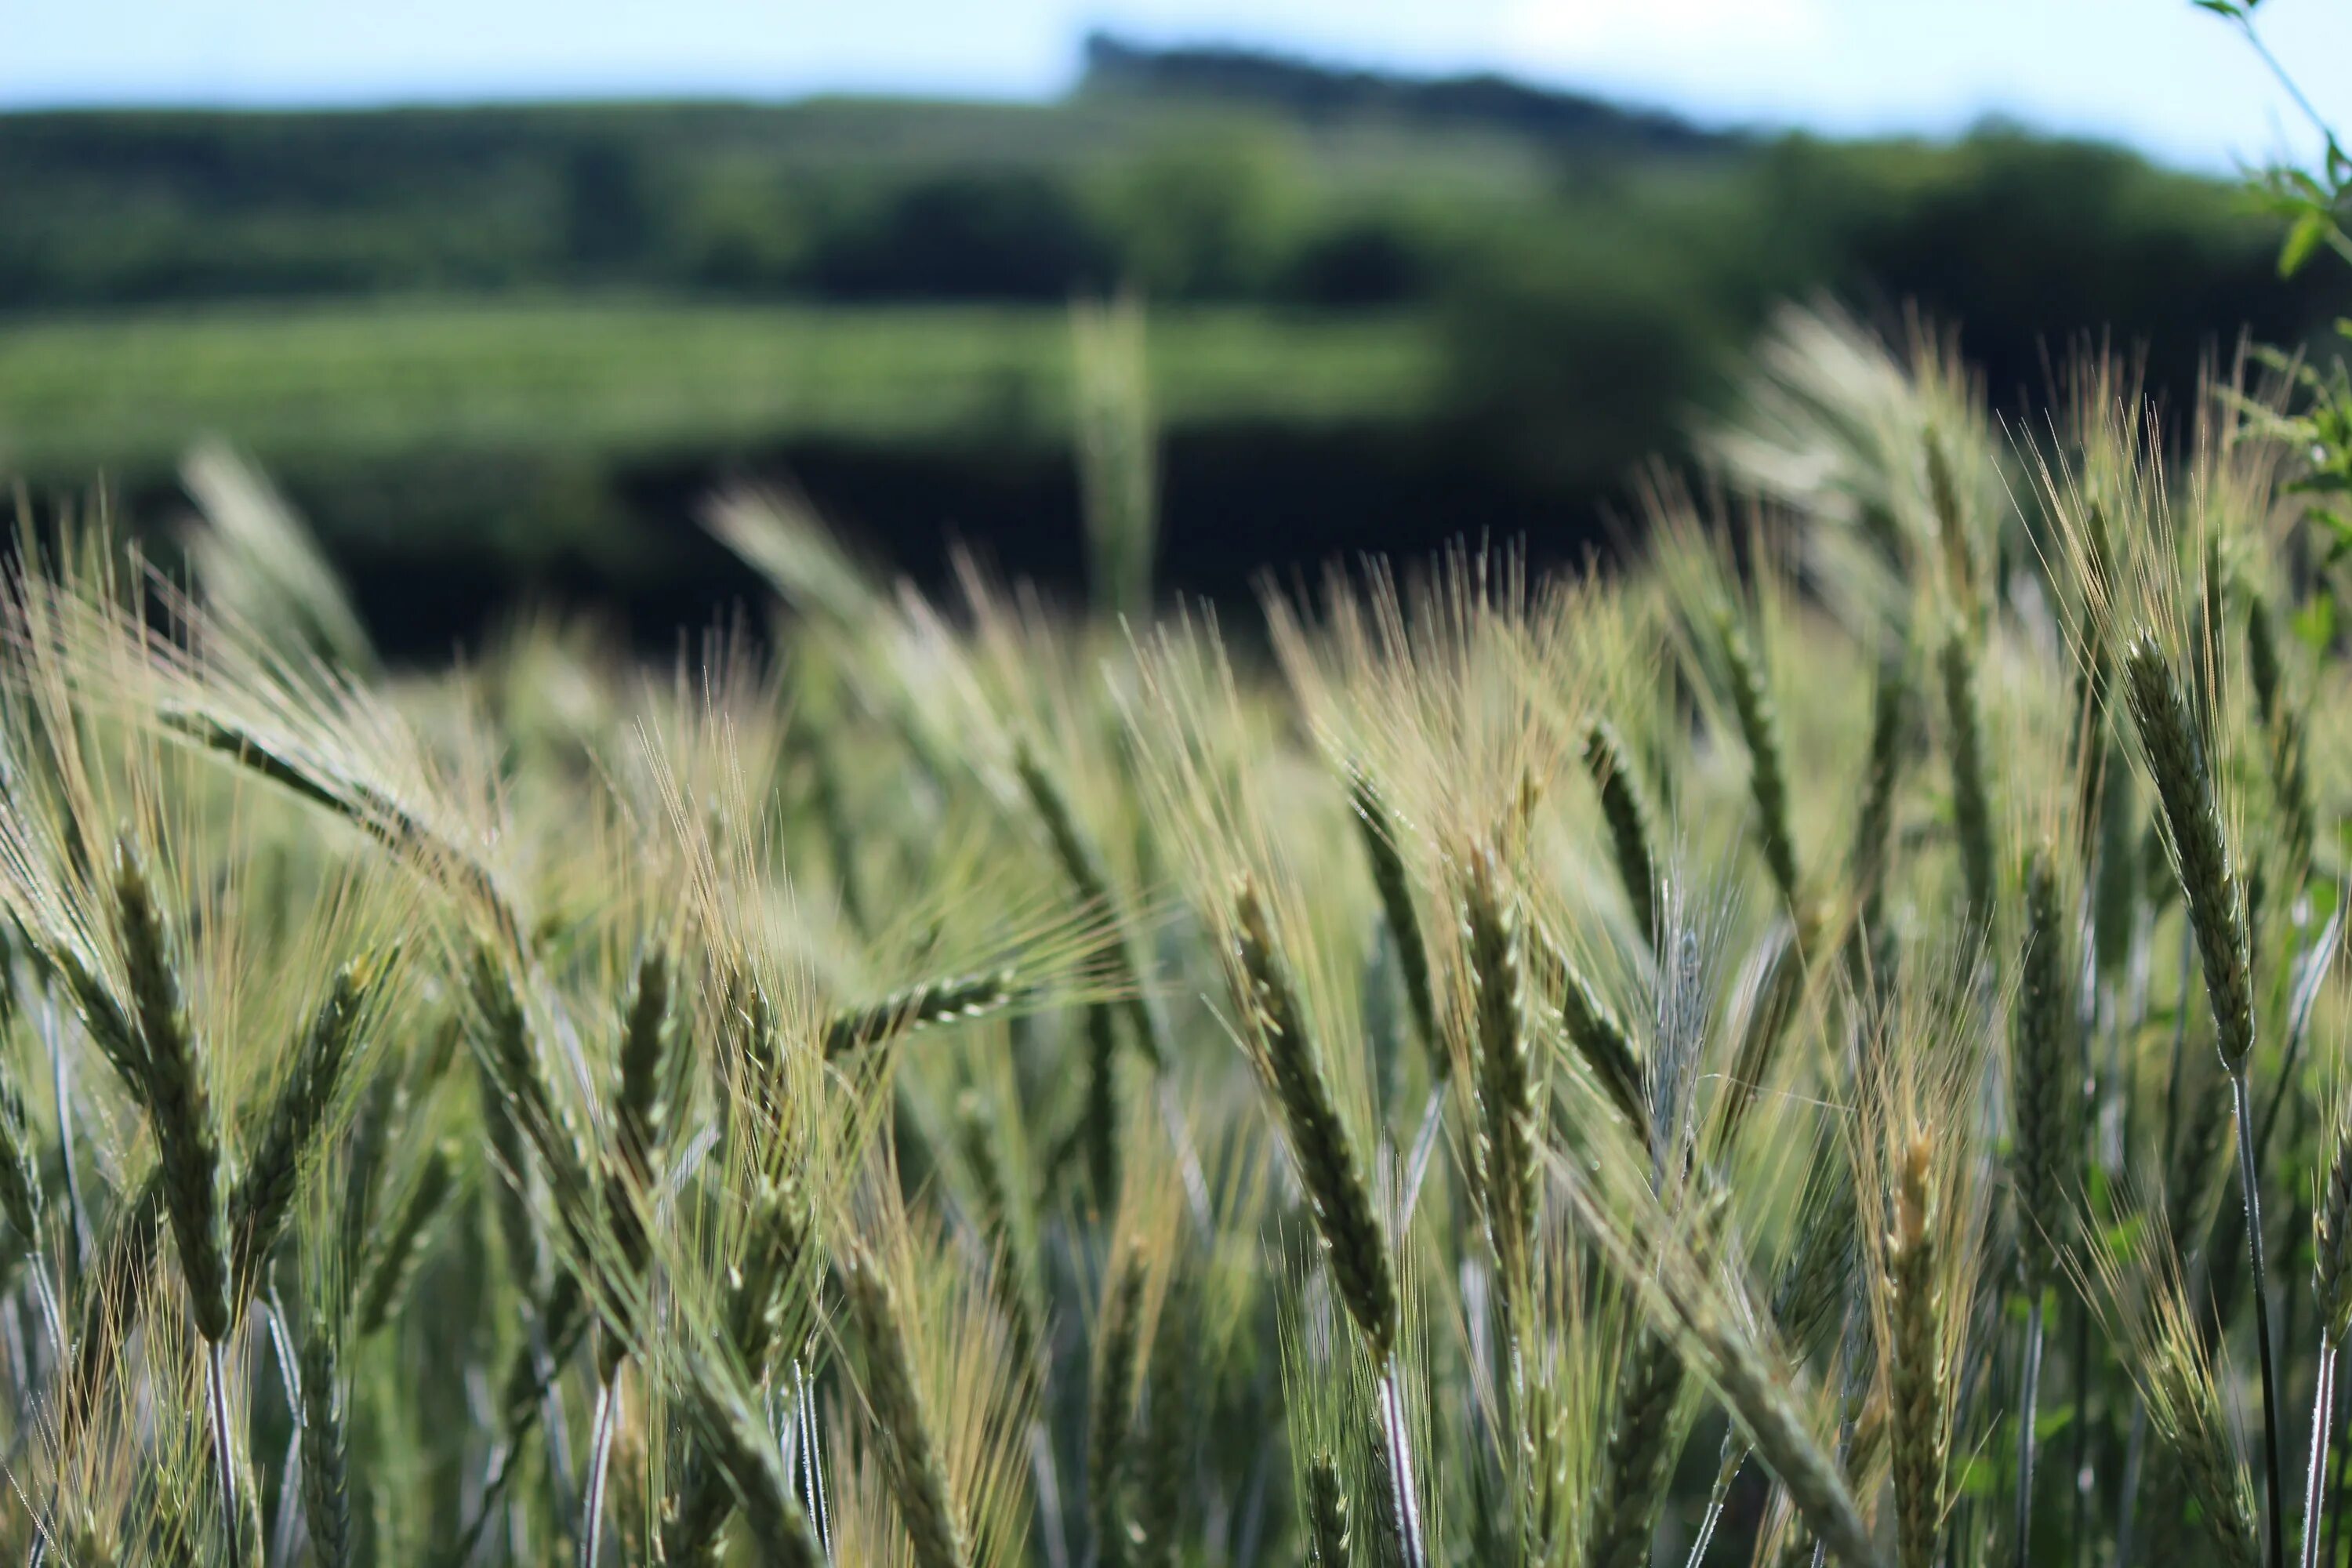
left=0, top=299, right=1443, bottom=474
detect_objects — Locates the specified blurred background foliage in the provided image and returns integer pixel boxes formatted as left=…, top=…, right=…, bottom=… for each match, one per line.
left=1, top=33, right=2344, bottom=655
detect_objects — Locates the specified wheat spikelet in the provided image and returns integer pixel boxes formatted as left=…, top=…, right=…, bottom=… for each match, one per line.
left=1555, top=1149, right=1875, bottom=1568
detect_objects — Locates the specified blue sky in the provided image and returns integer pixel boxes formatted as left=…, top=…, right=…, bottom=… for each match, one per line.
left=3, top=0, right=2347, bottom=173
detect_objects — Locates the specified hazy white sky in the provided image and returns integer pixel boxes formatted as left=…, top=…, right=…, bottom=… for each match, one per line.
left=3, top=0, right=2347, bottom=172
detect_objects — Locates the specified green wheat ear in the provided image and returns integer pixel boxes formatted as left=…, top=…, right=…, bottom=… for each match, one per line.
left=2012, top=849, right=2071, bottom=1295
left=1541, top=930, right=1647, bottom=1150
left=1090, top=1247, right=1147, bottom=1568
left=1017, top=736, right=1168, bottom=1069
left=666, top=1178, right=812, bottom=1566
left=1465, top=844, right=1536, bottom=1288
left=354, top=1143, right=456, bottom=1336
left=842, top=1243, right=970, bottom=1568
left=1134, top=1258, right=1200, bottom=1567
left=1306, top=1450, right=1352, bottom=1568
left=1345, top=764, right=1442, bottom=1073
left=1232, top=874, right=1396, bottom=1358
left=2122, top=634, right=2253, bottom=1073
left=1936, top=619, right=1994, bottom=934
left=1717, top=608, right=1802, bottom=916
left=1589, top=1321, right=1688, bottom=1568
left=230, top=955, right=381, bottom=1306
left=300, top=1312, right=353, bottom=1568
left=602, top=944, right=676, bottom=1371
left=1582, top=718, right=1661, bottom=949
left=1849, top=645, right=1908, bottom=941
left=113, top=833, right=231, bottom=1345
left=822, top=968, right=1016, bottom=1059
left=1889, top=1136, right=1945, bottom=1568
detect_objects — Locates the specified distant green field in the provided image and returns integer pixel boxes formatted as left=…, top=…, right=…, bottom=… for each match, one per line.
left=0, top=300, right=1443, bottom=476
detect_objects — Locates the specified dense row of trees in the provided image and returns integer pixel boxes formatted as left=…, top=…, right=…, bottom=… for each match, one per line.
left=2, top=36, right=2345, bottom=646
left=1, top=38, right=2329, bottom=339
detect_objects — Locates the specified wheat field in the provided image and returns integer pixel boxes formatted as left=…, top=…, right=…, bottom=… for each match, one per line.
left=1, top=292, right=2350, bottom=1568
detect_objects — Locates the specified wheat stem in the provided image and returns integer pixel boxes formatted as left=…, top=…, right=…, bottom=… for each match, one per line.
left=2234, top=1066, right=2289, bottom=1568
left=579, top=1371, right=619, bottom=1568
left=2303, top=1346, right=2338, bottom=1568
left=1375, top=1362, right=1428, bottom=1568
left=2015, top=1298, right=2045, bottom=1568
